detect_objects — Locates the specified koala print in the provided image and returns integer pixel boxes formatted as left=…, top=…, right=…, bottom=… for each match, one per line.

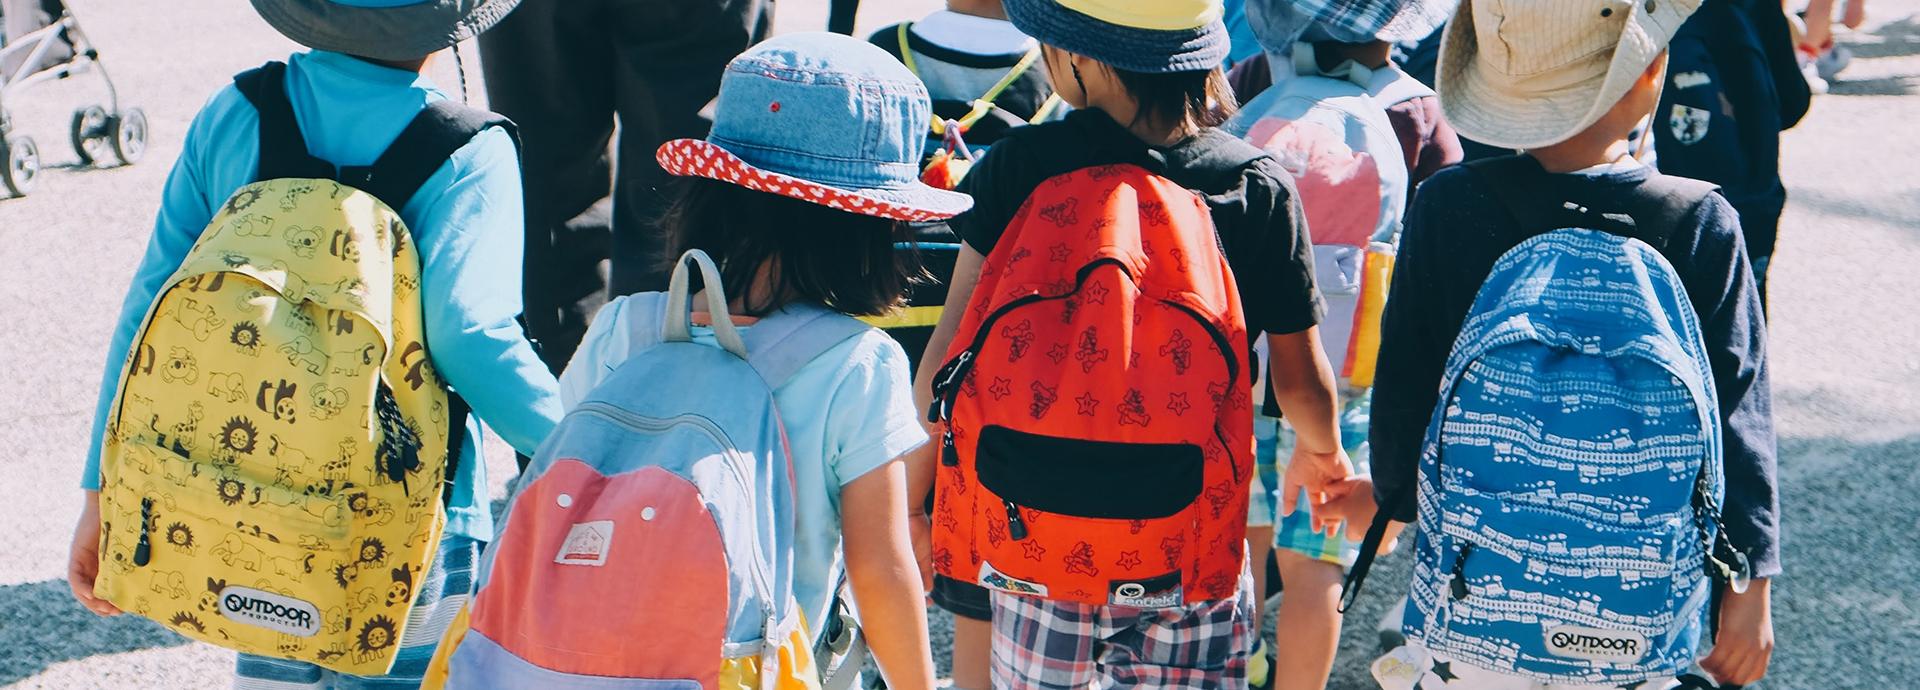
left=277, top=338, right=330, bottom=376
left=231, top=214, right=276, bottom=238
left=311, top=386, right=349, bottom=420
left=159, top=347, right=200, bottom=385
left=283, top=226, right=323, bottom=258
left=168, top=297, right=224, bottom=344
left=333, top=344, right=376, bottom=378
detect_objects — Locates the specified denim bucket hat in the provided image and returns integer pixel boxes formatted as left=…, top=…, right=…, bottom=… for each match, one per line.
left=1002, top=0, right=1230, bottom=74
left=251, top=0, right=519, bottom=62
left=658, top=32, right=973, bottom=222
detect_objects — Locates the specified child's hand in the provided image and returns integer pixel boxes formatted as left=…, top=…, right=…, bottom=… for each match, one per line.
left=1701, top=578, right=1774, bottom=685
left=908, top=510, right=934, bottom=595
left=1280, top=446, right=1355, bottom=531
left=68, top=491, right=119, bottom=617
left=1312, top=476, right=1408, bottom=553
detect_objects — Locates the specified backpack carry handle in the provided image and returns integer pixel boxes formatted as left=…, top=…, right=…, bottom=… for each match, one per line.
left=665, top=249, right=750, bottom=359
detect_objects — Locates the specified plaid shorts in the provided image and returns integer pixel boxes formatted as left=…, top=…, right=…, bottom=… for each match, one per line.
left=988, top=558, right=1256, bottom=689
left=233, top=534, right=481, bottom=690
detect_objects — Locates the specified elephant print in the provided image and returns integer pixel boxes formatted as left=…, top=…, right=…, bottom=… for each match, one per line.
left=284, top=225, right=323, bottom=258
left=159, top=347, right=200, bottom=385
left=206, top=372, right=246, bottom=402
left=231, top=214, right=276, bottom=238
left=209, top=535, right=264, bottom=571
left=278, top=338, right=330, bottom=376
left=150, top=569, right=188, bottom=598
left=168, top=297, right=224, bottom=344
left=333, top=344, right=377, bottom=378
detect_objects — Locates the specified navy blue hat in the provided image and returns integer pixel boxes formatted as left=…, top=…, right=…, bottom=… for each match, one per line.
left=1003, top=0, right=1231, bottom=74
left=252, top=0, right=519, bottom=62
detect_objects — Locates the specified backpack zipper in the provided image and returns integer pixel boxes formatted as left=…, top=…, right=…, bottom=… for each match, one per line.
left=132, top=496, right=154, bottom=567
left=1448, top=542, right=1473, bottom=601
left=1004, top=500, right=1029, bottom=541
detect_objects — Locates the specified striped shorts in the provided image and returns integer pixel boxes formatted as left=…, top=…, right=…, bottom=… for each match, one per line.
left=988, top=557, right=1255, bottom=690
left=233, top=534, right=480, bottom=690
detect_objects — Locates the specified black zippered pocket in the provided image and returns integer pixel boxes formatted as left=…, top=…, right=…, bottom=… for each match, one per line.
left=975, top=425, right=1203, bottom=520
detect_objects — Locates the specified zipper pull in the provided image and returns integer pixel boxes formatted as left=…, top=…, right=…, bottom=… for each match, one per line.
left=132, top=497, right=154, bottom=567
left=940, top=427, right=958, bottom=466
left=928, top=351, right=976, bottom=423
left=1449, top=543, right=1474, bottom=601
left=1004, top=500, right=1029, bottom=541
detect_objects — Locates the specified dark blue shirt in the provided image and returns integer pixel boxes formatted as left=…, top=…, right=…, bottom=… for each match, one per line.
left=1369, top=158, right=1783, bottom=578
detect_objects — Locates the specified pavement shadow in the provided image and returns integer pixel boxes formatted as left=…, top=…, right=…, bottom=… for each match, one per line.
left=1846, top=16, right=1920, bottom=60
left=1785, top=187, right=1920, bottom=233
left=1829, top=74, right=1918, bottom=96
left=0, top=578, right=194, bottom=684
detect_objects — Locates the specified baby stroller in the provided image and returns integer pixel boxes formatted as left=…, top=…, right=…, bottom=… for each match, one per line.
left=0, top=0, right=146, bottom=197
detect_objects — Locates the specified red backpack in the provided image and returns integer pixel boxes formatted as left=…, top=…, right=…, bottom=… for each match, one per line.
left=929, top=164, right=1253, bottom=607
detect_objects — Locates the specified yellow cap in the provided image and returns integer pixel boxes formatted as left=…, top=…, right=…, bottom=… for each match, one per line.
left=1055, top=0, right=1222, bottom=31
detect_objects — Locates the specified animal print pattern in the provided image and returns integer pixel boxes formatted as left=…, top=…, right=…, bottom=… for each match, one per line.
left=95, top=178, right=454, bottom=676
left=930, top=165, right=1254, bottom=608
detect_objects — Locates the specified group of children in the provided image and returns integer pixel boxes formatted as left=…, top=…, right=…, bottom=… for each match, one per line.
left=66, top=0, right=1789, bottom=688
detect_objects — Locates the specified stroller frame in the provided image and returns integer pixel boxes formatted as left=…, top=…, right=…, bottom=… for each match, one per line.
left=0, top=0, right=146, bottom=198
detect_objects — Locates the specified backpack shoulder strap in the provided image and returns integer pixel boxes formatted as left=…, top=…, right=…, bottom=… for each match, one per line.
left=1631, top=173, right=1722, bottom=246
left=234, top=61, right=334, bottom=182
left=342, top=100, right=520, bottom=213
left=743, top=303, right=874, bottom=390
left=1465, top=155, right=1693, bottom=248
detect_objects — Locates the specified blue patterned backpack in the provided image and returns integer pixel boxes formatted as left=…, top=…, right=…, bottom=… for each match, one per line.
left=1345, top=157, right=1752, bottom=685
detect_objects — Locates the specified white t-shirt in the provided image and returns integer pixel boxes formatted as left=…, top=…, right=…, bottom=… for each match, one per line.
left=559, top=295, right=930, bottom=640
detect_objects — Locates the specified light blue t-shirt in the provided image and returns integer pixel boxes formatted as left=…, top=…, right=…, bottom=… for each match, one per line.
left=559, top=295, right=930, bottom=641
left=83, top=50, right=563, bottom=541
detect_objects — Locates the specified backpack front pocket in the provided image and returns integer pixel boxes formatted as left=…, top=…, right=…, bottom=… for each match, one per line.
left=974, top=425, right=1203, bottom=520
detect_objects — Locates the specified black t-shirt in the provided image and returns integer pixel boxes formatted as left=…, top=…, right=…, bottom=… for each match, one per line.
left=950, top=109, right=1325, bottom=337
left=1369, top=156, right=1781, bottom=578
left=869, top=22, right=1056, bottom=151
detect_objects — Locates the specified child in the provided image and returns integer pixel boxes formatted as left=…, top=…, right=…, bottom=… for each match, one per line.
left=1225, top=1, right=1449, bottom=685
left=65, top=0, right=561, bottom=686
left=911, top=1, right=1352, bottom=686
left=1362, top=0, right=1780, bottom=687
left=1657, top=0, right=1812, bottom=307
left=867, top=5, right=1055, bottom=687
left=558, top=33, right=965, bottom=689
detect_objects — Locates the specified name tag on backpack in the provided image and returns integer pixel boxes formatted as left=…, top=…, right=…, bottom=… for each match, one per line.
left=1544, top=625, right=1648, bottom=663
left=555, top=521, right=615, bottom=566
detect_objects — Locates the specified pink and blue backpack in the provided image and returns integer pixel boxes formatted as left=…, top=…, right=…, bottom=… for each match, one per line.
left=444, top=250, right=868, bottom=690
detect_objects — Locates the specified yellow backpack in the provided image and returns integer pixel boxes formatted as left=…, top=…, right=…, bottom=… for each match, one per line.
left=94, top=62, right=503, bottom=675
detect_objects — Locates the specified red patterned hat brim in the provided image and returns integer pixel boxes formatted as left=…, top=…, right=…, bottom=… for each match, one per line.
left=656, top=139, right=972, bottom=223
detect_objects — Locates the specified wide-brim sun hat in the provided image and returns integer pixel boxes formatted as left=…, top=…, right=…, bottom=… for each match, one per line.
left=1002, top=0, right=1230, bottom=74
left=1437, top=0, right=1700, bottom=150
left=251, top=0, right=519, bottom=62
left=657, top=32, right=973, bottom=223
left=1248, top=0, right=1457, bottom=49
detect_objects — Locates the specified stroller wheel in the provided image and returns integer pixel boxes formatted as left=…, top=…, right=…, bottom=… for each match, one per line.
left=71, top=105, right=110, bottom=166
left=109, top=108, right=149, bottom=166
left=3, top=136, right=41, bottom=197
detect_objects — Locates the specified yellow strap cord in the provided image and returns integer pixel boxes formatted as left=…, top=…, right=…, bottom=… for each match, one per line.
left=900, top=23, right=1055, bottom=136
left=858, top=305, right=944, bottom=330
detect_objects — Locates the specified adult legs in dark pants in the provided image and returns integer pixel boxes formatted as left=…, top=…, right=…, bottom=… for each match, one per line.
left=480, top=0, right=770, bottom=373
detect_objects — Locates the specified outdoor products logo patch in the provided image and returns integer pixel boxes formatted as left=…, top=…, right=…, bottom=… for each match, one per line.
left=218, top=586, right=320, bottom=637
left=1108, top=571, right=1182, bottom=608
left=1544, top=625, right=1647, bottom=663
left=554, top=520, right=614, bottom=566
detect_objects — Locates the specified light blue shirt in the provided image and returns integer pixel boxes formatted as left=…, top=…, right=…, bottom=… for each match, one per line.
left=560, top=295, right=930, bottom=640
left=84, top=50, right=562, bottom=542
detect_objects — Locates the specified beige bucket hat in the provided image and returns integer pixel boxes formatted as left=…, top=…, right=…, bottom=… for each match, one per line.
left=1437, top=0, right=1701, bottom=150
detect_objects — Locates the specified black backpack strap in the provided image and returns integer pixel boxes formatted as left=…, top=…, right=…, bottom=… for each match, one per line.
left=1465, top=155, right=1717, bottom=250
left=235, top=61, right=335, bottom=183
left=341, top=100, right=520, bottom=213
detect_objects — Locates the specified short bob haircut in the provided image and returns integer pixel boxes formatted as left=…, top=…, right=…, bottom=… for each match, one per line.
left=655, top=177, right=926, bottom=318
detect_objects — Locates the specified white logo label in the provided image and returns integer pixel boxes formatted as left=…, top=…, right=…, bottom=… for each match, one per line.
left=555, top=520, right=615, bottom=566
left=218, top=586, right=321, bottom=637
left=1544, top=624, right=1648, bottom=663
left=1672, top=71, right=1713, bottom=90
left=977, top=561, right=1048, bottom=597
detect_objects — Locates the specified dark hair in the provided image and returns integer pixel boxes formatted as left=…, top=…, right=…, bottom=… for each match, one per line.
left=1112, top=67, right=1238, bottom=131
left=655, top=178, right=925, bottom=318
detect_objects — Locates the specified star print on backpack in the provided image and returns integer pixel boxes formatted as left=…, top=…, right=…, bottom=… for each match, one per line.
left=929, top=164, right=1252, bottom=608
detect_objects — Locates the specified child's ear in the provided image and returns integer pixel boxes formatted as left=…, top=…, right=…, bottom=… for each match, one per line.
left=1640, top=50, right=1671, bottom=87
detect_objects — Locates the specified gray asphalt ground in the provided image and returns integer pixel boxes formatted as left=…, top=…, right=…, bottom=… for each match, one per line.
left=1, top=1, right=1916, bottom=688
